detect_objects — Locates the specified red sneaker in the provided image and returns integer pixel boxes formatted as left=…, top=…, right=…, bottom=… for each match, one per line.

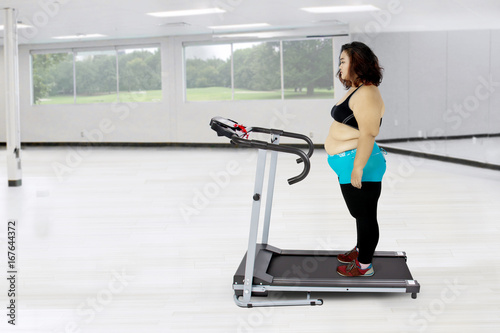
left=337, top=259, right=374, bottom=277
left=337, top=247, right=358, bottom=264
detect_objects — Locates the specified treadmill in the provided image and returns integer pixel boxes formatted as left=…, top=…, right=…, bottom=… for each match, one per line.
left=210, top=116, right=420, bottom=307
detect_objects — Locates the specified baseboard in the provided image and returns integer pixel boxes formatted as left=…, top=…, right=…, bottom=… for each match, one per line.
left=380, top=145, right=500, bottom=171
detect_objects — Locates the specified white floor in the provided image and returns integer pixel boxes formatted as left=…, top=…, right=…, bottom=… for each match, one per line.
left=0, top=145, right=499, bottom=332
left=381, top=136, right=500, bottom=166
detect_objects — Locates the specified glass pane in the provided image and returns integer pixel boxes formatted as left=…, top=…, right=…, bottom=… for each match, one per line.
left=118, top=47, right=162, bottom=102
left=185, top=44, right=231, bottom=101
left=233, top=41, right=281, bottom=100
left=75, top=50, right=117, bottom=104
left=283, top=38, right=334, bottom=99
left=32, top=52, right=74, bottom=105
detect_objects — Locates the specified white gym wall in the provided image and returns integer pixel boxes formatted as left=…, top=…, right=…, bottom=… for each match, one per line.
left=354, top=30, right=500, bottom=140
left=0, top=31, right=499, bottom=144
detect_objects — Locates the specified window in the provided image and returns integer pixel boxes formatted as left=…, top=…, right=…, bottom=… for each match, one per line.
left=75, top=50, right=117, bottom=104
left=32, top=52, right=74, bottom=104
left=31, top=45, right=162, bottom=105
left=233, top=41, right=281, bottom=100
left=283, top=39, right=333, bottom=99
left=184, top=44, right=232, bottom=101
left=118, top=47, right=162, bottom=103
left=184, top=37, right=334, bottom=101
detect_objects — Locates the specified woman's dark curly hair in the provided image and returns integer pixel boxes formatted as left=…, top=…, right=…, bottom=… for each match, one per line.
left=337, top=41, right=383, bottom=88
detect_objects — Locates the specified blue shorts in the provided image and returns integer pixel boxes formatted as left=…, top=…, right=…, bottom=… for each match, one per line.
left=327, top=143, right=386, bottom=184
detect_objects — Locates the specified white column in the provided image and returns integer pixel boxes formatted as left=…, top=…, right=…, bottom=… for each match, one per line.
left=3, top=8, right=22, bottom=187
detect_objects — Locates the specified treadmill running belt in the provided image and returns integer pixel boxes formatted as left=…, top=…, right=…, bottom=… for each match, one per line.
left=267, top=254, right=414, bottom=283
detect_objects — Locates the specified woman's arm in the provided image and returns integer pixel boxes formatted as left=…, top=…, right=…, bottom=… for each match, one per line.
left=350, top=87, right=383, bottom=189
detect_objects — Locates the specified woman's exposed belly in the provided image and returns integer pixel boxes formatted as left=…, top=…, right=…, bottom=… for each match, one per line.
left=324, top=121, right=360, bottom=155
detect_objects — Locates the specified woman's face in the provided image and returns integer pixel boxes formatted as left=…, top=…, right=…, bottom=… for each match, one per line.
left=339, top=51, right=350, bottom=81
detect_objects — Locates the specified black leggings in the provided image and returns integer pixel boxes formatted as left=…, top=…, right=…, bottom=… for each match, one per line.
left=340, top=182, right=382, bottom=264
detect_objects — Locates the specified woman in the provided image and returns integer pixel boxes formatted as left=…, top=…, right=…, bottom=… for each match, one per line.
left=325, top=41, right=386, bottom=277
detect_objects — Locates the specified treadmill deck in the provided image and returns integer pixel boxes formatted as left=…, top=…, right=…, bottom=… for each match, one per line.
left=233, top=244, right=420, bottom=296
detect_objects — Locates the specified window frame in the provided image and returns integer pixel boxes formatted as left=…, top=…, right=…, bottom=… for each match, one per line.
left=30, top=43, right=162, bottom=106
left=183, top=37, right=335, bottom=102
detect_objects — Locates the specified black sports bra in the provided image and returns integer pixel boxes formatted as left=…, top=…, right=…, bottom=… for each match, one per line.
left=331, top=85, right=363, bottom=130
left=331, top=85, right=382, bottom=130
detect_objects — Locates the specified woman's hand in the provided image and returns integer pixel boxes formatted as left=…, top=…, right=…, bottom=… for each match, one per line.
left=351, top=167, right=363, bottom=189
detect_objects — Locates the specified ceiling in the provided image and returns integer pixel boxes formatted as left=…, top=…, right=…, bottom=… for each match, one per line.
left=1, top=0, right=500, bottom=45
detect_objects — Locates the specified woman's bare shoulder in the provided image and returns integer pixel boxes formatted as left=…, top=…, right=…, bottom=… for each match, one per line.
left=358, top=84, right=381, bottom=97
left=351, top=84, right=382, bottom=107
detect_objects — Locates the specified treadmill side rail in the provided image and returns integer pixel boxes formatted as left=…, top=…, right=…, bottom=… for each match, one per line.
left=234, top=293, right=323, bottom=308
left=234, top=281, right=420, bottom=295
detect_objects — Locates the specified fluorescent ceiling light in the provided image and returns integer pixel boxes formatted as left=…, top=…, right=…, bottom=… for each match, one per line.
left=0, top=23, right=33, bottom=30
left=53, top=34, right=107, bottom=40
left=209, top=23, right=270, bottom=30
left=148, top=8, right=225, bottom=18
left=215, top=32, right=270, bottom=39
left=302, top=5, right=380, bottom=13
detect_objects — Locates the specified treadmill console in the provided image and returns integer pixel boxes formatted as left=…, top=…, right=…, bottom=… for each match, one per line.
left=210, top=117, right=250, bottom=140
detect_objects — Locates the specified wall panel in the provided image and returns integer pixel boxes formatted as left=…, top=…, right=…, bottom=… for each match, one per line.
left=408, top=31, right=447, bottom=138
left=445, top=30, right=491, bottom=136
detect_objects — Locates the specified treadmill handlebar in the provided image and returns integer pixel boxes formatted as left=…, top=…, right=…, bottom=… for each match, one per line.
left=210, top=117, right=312, bottom=185
left=251, top=127, right=314, bottom=164
left=230, top=135, right=310, bottom=185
